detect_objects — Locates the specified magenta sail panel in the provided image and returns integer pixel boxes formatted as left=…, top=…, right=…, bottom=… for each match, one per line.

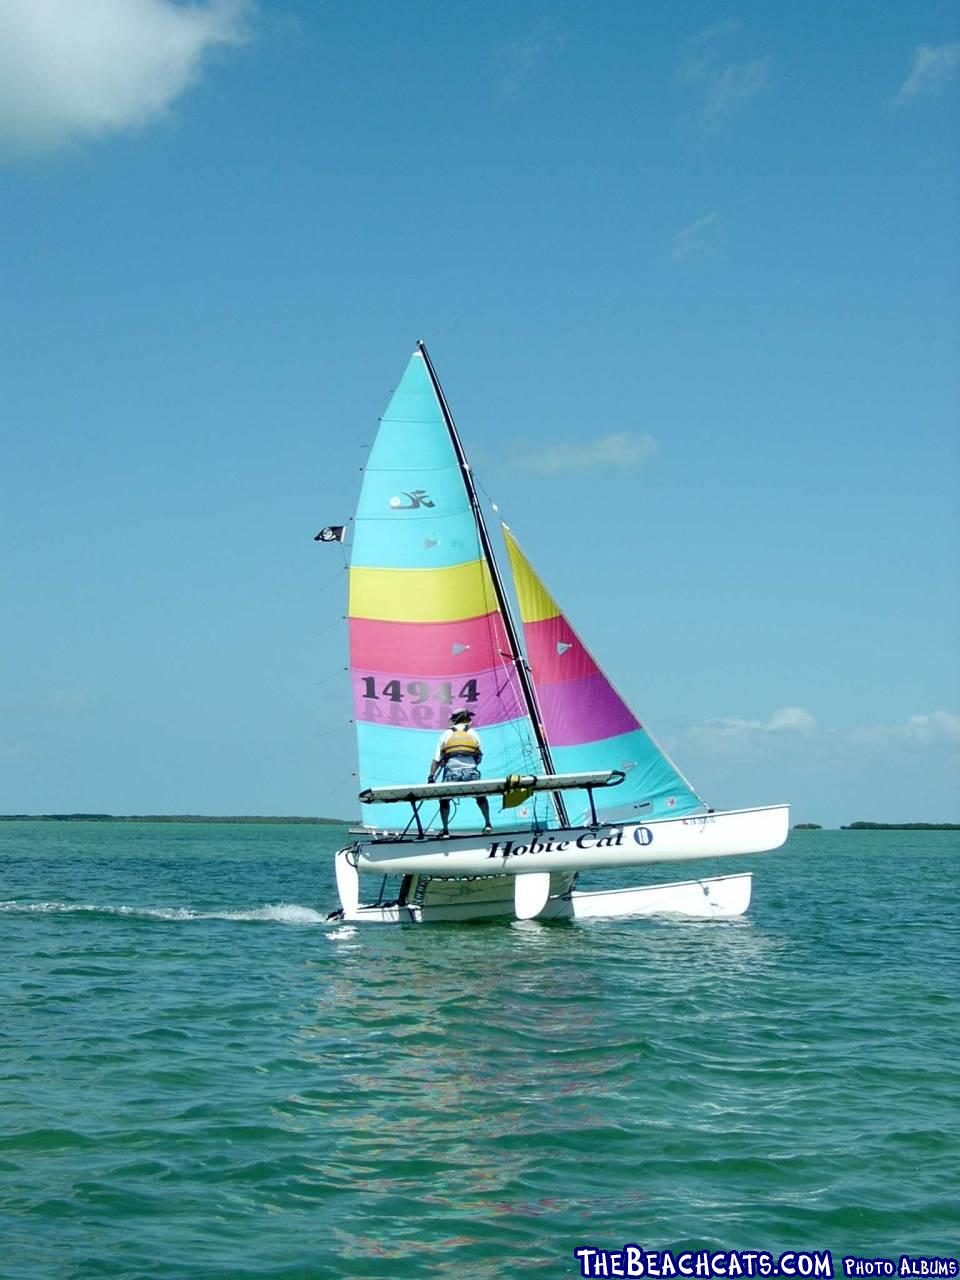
left=537, top=672, right=640, bottom=746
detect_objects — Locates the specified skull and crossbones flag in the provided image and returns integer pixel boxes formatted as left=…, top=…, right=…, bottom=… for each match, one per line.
left=314, top=526, right=346, bottom=543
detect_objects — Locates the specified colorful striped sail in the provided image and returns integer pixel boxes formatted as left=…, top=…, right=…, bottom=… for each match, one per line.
left=349, top=351, right=553, bottom=832
left=503, top=527, right=706, bottom=824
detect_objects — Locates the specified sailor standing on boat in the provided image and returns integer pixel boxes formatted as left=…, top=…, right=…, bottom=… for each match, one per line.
left=428, top=708, right=493, bottom=838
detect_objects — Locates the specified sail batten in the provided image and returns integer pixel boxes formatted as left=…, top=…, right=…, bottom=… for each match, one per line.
left=503, top=526, right=706, bottom=824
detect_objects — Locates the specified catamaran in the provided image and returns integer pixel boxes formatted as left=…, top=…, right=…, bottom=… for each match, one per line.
left=328, top=342, right=788, bottom=924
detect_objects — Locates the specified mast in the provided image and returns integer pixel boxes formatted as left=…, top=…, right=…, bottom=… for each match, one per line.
left=416, top=340, right=570, bottom=828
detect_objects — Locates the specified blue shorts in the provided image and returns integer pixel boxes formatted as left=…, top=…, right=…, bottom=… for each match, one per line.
left=441, top=759, right=481, bottom=783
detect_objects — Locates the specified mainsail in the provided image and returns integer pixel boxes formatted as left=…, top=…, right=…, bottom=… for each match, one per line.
left=503, top=527, right=706, bottom=823
left=348, top=350, right=555, bottom=832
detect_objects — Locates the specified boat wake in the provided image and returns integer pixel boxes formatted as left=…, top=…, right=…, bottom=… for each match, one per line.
left=0, top=901, right=328, bottom=926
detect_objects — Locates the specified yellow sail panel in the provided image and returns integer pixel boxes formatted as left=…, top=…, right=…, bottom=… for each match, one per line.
left=503, top=526, right=561, bottom=623
left=349, top=559, right=498, bottom=624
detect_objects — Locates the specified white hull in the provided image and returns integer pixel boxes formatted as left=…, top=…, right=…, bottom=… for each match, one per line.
left=329, top=803, right=786, bottom=923
left=352, top=804, right=788, bottom=879
left=334, top=870, right=752, bottom=924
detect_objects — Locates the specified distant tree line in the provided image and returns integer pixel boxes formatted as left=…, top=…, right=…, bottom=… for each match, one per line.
left=841, top=821, right=960, bottom=831
left=788, top=821, right=960, bottom=831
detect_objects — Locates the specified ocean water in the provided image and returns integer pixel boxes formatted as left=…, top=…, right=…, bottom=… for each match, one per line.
left=1, top=822, right=957, bottom=1279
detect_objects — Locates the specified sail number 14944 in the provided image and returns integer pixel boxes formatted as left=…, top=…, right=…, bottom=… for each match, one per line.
left=360, top=678, right=479, bottom=705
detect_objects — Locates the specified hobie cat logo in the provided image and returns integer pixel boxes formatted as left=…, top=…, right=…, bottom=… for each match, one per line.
left=390, top=490, right=434, bottom=510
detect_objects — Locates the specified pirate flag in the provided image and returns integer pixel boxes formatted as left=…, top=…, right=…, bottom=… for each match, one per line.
left=314, top=526, right=346, bottom=543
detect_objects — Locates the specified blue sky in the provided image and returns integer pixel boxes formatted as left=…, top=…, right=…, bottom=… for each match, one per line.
left=1, top=0, right=957, bottom=826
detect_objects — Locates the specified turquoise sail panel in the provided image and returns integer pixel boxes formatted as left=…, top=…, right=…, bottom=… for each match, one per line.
left=353, top=465, right=477, bottom=571
left=351, top=356, right=480, bottom=572
left=552, top=731, right=704, bottom=824
left=356, top=719, right=556, bottom=834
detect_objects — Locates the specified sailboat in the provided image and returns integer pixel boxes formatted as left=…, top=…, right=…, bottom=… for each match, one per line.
left=329, top=342, right=788, bottom=924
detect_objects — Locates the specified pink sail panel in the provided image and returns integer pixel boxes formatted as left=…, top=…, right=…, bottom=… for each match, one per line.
left=522, top=615, right=602, bottom=685
left=349, top=612, right=512, bottom=678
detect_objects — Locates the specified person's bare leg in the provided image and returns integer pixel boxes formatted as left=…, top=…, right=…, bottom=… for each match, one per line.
left=477, top=797, right=492, bottom=832
left=439, top=800, right=451, bottom=836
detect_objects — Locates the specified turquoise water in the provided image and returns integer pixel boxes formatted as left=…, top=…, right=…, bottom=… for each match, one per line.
left=1, top=823, right=957, bottom=1279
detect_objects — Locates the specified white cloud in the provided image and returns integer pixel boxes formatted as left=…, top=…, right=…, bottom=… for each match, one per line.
left=0, top=0, right=251, bottom=154
left=693, top=706, right=817, bottom=740
left=679, top=24, right=770, bottom=130
left=897, top=42, right=960, bottom=102
left=766, top=707, right=817, bottom=733
left=512, top=432, right=657, bottom=475
left=673, top=210, right=723, bottom=260
left=703, top=56, right=770, bottom=127
left=678, top=20, right=740, bottom=84
left=853, top=710, right=960, bottom=747
left=686, top=707, right=959, bottom=754
left=494, top=19, right=564, bottom=101
left=904, top=710, right=960, bottom=742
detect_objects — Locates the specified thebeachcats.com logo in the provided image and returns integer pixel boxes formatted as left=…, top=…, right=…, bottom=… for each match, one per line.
left=572, top=1248, right=959, bottom=1278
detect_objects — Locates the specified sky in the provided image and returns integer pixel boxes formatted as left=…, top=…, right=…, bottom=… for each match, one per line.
left=1, top=0, right=957, bottom=827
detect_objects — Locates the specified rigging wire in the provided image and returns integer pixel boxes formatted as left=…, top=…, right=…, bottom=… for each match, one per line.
left=312, top=666, right=348, bottom=691
left=314, top=562, right=347, bottom=595
left=314, top=614, right=346, bottom=643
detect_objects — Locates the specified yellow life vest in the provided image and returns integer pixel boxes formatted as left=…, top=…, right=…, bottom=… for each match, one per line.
left=440, top=729, right=480, bottom=759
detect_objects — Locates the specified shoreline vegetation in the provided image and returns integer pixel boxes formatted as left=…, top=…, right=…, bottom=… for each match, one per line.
left=840, top=821, right=960, bottom=831
left=792, top=822, right=960, bottom=831
left=0, top=814, right=347, bottom=825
